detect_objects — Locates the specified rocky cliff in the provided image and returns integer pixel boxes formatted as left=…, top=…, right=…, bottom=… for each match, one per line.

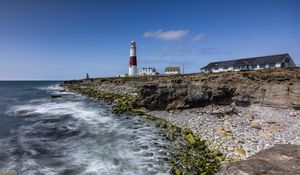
left=218, top=144, right=300, bottom=175
left=64, top=68, right=300, bottom=110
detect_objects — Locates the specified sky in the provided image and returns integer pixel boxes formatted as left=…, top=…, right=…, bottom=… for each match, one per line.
left=0, top=0, right=299, bottom=80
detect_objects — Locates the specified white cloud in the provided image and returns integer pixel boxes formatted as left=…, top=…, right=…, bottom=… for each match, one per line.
left=143, top=29, right=189, bottom=41
left=192, top=33, right=205, bottom=42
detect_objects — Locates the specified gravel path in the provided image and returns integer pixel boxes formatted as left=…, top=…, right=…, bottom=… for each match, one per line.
left=149, top=105, right=300, bottom=159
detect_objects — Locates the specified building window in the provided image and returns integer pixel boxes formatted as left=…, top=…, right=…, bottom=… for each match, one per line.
left=269, top=63, right=275, bottom=68
left=233, top=66, right=239, bottom=70
left=251, top=65, right=257, bottom=69
left=223, top=67, right=228, bottom=69
left=240, top=65, right=247, bottom=70
left=285, top=58, right=290, bottom=63
left=259, top=64, right=266, bottom=68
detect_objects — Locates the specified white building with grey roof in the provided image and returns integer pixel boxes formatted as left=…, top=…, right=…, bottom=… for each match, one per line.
left=165, top=67, right=181, bottom=75
left=137, top=67, right=159, bottom=76
left=201, top=53, right=295, bottom=73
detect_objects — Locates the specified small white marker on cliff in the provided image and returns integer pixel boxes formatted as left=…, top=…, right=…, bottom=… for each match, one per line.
left=129, top=41, right=137, bottom=76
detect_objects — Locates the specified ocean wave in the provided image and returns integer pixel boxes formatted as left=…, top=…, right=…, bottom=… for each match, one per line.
left=38, top=84, right=63, bottom=91
left=38, top=84, right=77, bottom=97
left=2, top=94, right=171, bottom=174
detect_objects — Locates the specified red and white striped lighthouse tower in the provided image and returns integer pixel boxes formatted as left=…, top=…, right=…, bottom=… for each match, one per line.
left=129, top=41, right=137, bottom=76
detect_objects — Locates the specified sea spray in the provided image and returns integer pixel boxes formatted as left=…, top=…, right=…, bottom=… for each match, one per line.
left=65, top=84, right=226, bottom=174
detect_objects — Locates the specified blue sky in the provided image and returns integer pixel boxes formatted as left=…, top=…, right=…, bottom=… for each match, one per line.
left=0, top=0, right=299, bottom=80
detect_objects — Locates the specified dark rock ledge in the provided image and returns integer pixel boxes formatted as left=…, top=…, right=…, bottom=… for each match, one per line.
left=64, top=68, right=300, bottom=111
left=218, top=144, right=300, bottom=175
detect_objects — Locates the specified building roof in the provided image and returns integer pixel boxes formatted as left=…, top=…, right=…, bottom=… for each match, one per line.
left=165, top=66, right=180, bottom=72
left=201, top=53, right=291, bottom=70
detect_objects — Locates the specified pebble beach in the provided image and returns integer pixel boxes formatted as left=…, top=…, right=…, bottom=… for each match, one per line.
left=150, top=105, right=300, bottom=159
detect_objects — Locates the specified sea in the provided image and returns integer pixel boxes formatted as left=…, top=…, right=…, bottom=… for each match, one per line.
left=0, top=81, right=171, bottom=175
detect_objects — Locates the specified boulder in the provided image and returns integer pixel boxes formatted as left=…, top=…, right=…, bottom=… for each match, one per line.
left=132, top=107, right=149, bottom=115
left=185, top=133, right=196, bottom=145
left=243, top=112, right=254, bottom=121
left=244, top=132, right=252, bottom=140
left=235, top=147, right=246, bottom=157
left=289, top=111, right=298, bottom=117
left=269, top=125, right=284, bottom=133
left=259, top=132, right=270, bottom=140
left=215, top=127, right=233, bottom=137
left=166, top=99, right=186, bottom=110
left=249, top=122, right=261, bottom=129
left=50, top=94, right=63, bottom=98
left=218, top=144, right=300, bottom=175
left=15, top=109, right=34, bottom=116
left=215, top=127, right=227, bottom=137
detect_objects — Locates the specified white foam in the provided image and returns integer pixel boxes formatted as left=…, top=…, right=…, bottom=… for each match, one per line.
left=3, top=89, right=171, bottom=174
left=38, top=84, right=63, bottom=91
left=38, top=84, right=77, bottom=96
left=8, top=101, right=112, bottom=124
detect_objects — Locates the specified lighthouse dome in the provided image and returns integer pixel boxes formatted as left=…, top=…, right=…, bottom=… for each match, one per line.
left=130, top=41, right=136, bottom=47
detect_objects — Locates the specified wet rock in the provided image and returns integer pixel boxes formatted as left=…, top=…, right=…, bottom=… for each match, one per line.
left=185, top=133, right=196, bottom=145
left=153, top=119, right=224, bottom=174
left=174, top=169, right=181, bottom=175
left=249, top=122, right=261, bottom=129
left=144, top=152, right=154, bottom=157
left=140, top=145, right=149, bottom=150
left=15, top=109, right=33, bottom=116
left=219, top=144, right=300, bottom=175
left=132, top=107, right=148, bottom=115
left=112, top=158, right=120, bottom=165
left=50, top=94, right=63, bottom=98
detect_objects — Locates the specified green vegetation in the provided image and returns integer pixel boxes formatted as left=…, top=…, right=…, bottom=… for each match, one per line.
left=144, top=115, right=226, bottom=175
left=71, top=86, right=137, bottom=114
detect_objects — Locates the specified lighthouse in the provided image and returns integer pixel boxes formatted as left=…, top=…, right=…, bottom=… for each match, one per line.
left=129, top=41, right=137, bottom=76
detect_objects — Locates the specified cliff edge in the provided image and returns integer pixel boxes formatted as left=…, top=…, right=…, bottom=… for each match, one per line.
left=64, top=68, right=300, bottom=111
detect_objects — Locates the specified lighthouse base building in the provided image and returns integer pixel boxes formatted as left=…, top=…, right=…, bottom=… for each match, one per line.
left=137, top=67, right=159, bottom=76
